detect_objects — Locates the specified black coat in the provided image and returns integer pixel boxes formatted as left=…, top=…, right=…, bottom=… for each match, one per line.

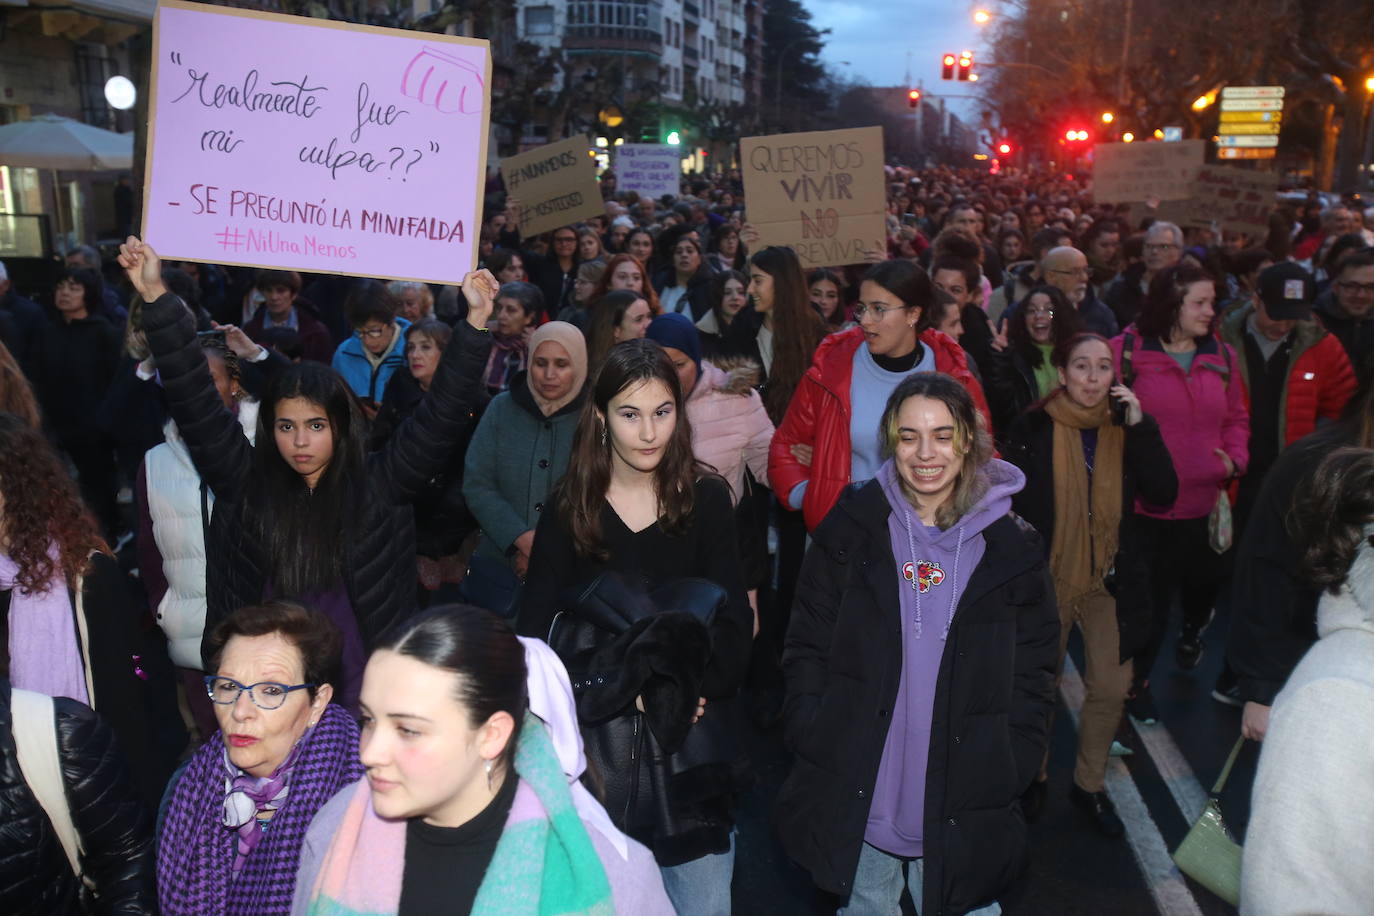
left=1226, top=424, right=1345, bottom=704
left=141, top=293, right=492, bottom=662
left=0, top=288, right=45, bottom=377
left=1003, top=405, right=1179, bottom=661
left=651, top=264, right=717, bottom=321
left=30, top=312, right=123, bottom=444
left=0, top=680, right=156, bottom=915
left=777, top=481, right=1059, bottom=914
left=371, top=368, right=489, bottom=557
left=984, top=347, right=1039, bottom=441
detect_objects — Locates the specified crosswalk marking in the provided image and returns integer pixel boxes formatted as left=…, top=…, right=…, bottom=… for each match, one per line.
left=1060, top=656, right=1204, bottom=916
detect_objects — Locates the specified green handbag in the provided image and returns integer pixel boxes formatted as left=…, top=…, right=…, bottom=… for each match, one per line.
left=1172, top=736, right=1246, bottom=905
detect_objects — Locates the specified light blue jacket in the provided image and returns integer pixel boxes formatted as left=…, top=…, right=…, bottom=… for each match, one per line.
left=330, top=316, right=411, bottom=402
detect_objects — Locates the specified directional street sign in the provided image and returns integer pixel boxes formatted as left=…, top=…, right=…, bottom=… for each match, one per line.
left=1220, top=110, right=1282, bottom=123
left=1220, top=135, right=1280, bottom=147
left=1219, top=122, right=1282, bottom=136
left=1162, top=126, right=1183, bottom=142
left=1220, top=86, right=1285, bottom=99
left=1220, top=98, right=1285, bottom=111
left=1219, top=147, right=1277, bottom=160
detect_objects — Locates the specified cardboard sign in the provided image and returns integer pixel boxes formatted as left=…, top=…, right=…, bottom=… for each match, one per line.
left=615, top=144, right=682, bottom=200
left=740, top=126, right=886, bottom=269
left=142, top=0, right=491, bottom=285
left=499, top=136, right=602, bottom=237
left=1180, top=166, right=1279, bottom=237
left=1092, top=140, right=1204, bottom=204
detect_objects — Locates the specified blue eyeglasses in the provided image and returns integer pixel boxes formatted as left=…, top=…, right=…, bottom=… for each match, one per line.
left=204, top=676, right=316, bottom=710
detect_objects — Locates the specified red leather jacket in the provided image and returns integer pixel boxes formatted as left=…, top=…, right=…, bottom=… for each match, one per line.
left=768, top=327, right=991, bottom=531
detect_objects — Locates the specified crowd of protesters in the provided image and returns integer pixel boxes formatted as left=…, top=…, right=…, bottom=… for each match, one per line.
left=1, top=155, right=1373, bottom=915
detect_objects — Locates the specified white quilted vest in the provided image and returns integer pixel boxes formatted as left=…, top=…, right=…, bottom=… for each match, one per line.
left=145, top=401, right=258, bottom=669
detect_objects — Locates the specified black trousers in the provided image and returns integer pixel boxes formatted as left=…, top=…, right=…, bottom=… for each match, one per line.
left=64, top=435, right=120, bottom=540
left=1132, top=514, right=1231, bottom=691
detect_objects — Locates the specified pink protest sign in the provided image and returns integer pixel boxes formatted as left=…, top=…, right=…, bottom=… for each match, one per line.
left=142, top=0, right=491, bottom=284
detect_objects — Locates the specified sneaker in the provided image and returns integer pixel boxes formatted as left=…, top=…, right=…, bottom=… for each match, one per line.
left=1070, top=783, right=1125, bottom=838
left=1108, top=740, right=1135, bottom=758
left=1126, top=686, right=1159, bottom=725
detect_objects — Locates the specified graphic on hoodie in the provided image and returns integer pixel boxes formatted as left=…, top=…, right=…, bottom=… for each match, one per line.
left=902, top=560, right=946, bottom=594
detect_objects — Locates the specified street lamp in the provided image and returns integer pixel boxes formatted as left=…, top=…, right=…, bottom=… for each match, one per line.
left=1100, top=111, right=1115, bottom=124
left=1192, top=91, right=1216, bottom=111
left=104, top=76, right=136, bottom=111
left=1122, top=131, right=1135, bottom=143
left=973, top=9, right=991, bottom=25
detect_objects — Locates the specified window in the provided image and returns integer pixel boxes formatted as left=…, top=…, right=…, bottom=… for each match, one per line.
left=524, top=5, right=554, bottom=35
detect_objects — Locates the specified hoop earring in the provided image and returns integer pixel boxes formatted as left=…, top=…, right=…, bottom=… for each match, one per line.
left=485, top=759, right=495, bottom=791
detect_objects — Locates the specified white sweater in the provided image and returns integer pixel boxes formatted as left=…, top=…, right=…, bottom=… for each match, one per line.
left=1242, top=543, right=1374, bottom=915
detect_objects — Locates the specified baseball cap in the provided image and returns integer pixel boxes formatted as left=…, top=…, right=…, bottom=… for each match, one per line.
left=1257, top=261, right=1314, bottom=321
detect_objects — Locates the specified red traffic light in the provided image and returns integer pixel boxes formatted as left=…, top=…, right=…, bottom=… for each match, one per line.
left=996, top=141, right=1013, bottom=155
left=957, top=52, right=973, bottom=81
left=1063, top=128, right=1089, bottom=142
left=907, top=88, right=922, bottom=108
left=942, top=53, right=956, bottom=80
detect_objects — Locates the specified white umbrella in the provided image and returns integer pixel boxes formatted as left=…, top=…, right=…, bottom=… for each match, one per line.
left=0, top=113, right=133, bottom=171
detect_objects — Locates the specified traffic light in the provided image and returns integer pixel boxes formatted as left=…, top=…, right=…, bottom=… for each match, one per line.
left=996, top=140, right=1013, bottom=156
left=665, top=130, right=682, bottom=146
left=1063, top=128, right=1089, bottom=142
left=957, top=51, right=973, bottom=81
left=907, top=88, right=922, bottom=109
left=942, top=54, right=956, bottom=80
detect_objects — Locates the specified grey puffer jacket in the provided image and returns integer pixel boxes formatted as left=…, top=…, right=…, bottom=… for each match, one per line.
left=0, top=680, right=155, bottom=914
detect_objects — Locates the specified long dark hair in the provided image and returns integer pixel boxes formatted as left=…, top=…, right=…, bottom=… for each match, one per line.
left=1008, top=285, right=1083, bottom=368
left=557, top=339, right=702, bottom=560
left=248, top=364, right=369, bottom=596
left=376, top=604, right=528, bottom=774
left=585, top=289, right=644, bottom=373
left=1137, top=264, right=1216, bottom=341
left=1290, top=448, right=1374, bottom=593
left=751, top=246, right=825, bottom=423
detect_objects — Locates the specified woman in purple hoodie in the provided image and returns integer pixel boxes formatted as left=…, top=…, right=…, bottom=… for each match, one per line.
left=776, top=372, right=1059, bottom=916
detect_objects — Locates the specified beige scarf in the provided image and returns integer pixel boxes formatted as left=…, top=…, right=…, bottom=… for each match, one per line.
left=527, top=321, right=588, bottom=416
left=1044, top=391, right=1124, bottom=606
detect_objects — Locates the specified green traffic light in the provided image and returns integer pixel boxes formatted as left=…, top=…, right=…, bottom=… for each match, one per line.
left=666, top=131, right=682, bottom=146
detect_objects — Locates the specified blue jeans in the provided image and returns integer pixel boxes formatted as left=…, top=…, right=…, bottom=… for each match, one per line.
left=839, top=842, right=1003, bottom=916
left=659, top=831, right=736, bottom=916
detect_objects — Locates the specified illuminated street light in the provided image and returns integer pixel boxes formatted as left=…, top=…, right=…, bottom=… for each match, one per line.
left=973, top=9, right=991, bottom=24
left=1153, top=128, right=1165, bottom=140
left=1100, top=111, right=1115, bottom=124
left=969, top=73, right=980, bottom=82
left=1192, top=92, right=1216, bottom=111
left=1366, top=75, right=1374, bottom=92
left=104, top=75, right=136, bottom=111
left=1122, top=131, right=1135, bottom=143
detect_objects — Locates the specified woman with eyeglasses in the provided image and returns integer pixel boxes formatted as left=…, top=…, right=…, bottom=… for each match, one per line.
left=985, top=285, right=1084, bottom=442
left=330, top=281, right=411, bottom=416
left=159, top=601, right=365, bottom=916
left=119, top=236, right=495, bottom=711
left=769, top=259, right=991, bottom=534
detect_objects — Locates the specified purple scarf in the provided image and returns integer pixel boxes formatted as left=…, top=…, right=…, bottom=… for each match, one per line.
left=222, top=735, right=307, bottom=874
left=0, top=547, right=89, bottom=705
left=158, top=703, right=364, bottom=916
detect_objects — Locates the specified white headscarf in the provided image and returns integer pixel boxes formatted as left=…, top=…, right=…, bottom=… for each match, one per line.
left=518, top=636, right=631, bottom=860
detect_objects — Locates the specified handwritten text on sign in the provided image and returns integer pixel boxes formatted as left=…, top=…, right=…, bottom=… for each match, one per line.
left=142, top=1, right=491, bottom=284
left=1091, top=140, right=1204, bottom=204
left=615, top=144, right=682, bottom=200
left=500, top=136, right=603, bottom=237
left=740, top=126, right=886, bottom=269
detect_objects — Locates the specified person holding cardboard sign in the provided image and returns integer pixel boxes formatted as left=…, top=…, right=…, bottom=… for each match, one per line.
left=118, top=236, right=495, bottom=710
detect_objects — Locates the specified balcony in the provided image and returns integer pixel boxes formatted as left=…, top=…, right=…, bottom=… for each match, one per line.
left=683, top=1, right=699, bottom=22
left=564, top=0, right=664, bottom=53
left=684, top=45, right=699, bottom=64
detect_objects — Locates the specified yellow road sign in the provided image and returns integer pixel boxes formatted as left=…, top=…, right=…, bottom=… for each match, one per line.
left=1220, top=110, right=1281, bottom=124
left=1218, top=122, right=1282, bottom=136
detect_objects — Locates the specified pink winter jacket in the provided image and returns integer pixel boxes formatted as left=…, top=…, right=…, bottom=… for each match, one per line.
left=687, top=357, right=774, bottom=502
left=1111, top=330, right=1249, bottom=520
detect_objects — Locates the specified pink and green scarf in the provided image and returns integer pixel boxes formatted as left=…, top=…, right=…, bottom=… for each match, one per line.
left=304, top=712, right=613, bottom=916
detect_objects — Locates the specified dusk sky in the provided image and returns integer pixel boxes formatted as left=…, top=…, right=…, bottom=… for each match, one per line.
left=806, top=0, right=990, bottom=103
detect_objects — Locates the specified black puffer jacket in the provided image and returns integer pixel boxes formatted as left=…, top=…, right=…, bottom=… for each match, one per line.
left=141, top=293, right=492, bottom=660
left=0, top=681, right=155, bottom=914
left=1003, top=404, right=1179, bottom=661
left=777, top=481, right=1059, bottom=914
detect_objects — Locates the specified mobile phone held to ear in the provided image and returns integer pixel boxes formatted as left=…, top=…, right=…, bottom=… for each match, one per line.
left=1109, top=390, right=1128, bottom=426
